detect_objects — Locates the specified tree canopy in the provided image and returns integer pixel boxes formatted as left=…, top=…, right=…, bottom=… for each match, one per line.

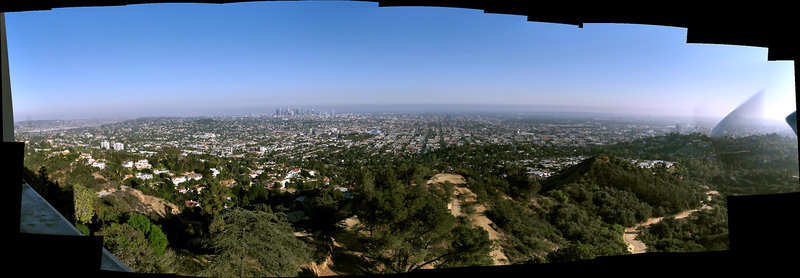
left=201, top=208, right=312, bottom=278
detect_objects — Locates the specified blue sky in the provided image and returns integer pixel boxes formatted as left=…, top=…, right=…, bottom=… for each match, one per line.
left=5, top=1, right=796, bottom=121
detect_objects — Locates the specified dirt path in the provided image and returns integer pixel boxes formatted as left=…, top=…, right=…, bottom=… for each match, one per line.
left=449, top=185, right=509, bottom=265
left=623, top=191, right=718, bottom=254
left=449, top=194, right=461, bottom=217
left=427, top=173, right=466, bottom=185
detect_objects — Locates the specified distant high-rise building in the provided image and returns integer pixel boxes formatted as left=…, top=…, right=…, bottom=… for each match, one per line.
left=113, top=142, right=124, bottom=151
left=101, top=141, right=110, bottom=149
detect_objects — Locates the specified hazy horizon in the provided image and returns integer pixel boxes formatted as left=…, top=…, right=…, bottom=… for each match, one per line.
left=6, top=1, right=796, bottom=123
left=11, top=103, right=728, bottom=122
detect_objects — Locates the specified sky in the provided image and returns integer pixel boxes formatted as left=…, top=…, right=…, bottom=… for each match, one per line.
left=5, top=1, right=797, bottom=122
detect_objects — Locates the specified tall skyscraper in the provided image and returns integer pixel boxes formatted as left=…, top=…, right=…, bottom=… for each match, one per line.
left=101, top=141, right=110, bottom=149
left=113, top=142, right=124, bottom=151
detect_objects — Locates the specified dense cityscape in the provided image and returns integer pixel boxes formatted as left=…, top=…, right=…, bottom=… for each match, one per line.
left=16, top=111, right=711, bottom=191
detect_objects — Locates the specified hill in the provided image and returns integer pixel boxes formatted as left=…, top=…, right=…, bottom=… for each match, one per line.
left=541, top=155, right=703, bottom=220
left=484, top=155, right=709, bottom=263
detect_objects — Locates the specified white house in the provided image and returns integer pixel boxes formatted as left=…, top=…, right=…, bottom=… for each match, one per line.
left=135, top=172, right=154, bottom=180
left=210, top=168, right=220, bottom=177
left=276, top=178, right=290, bottom=189
left=186, top=173, right=203, bottom=181
left=122, top=161, right=134, bottom=168
left=286, top=168, right=301, bottom=178
left=153, top=169, right=171, bottom=175
left=135, top=159, right=151, bottom=170
left=92, top=162, right=106, bottom=169
left=172, top=176, right=187, bottom=185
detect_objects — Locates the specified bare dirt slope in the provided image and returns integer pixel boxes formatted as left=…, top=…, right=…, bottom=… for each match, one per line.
left=457, top=188, right=510, bottom=266
left=102, top=187, right=181, bottom=218
left=427, top=173, right=466, bottom=185
left=432, top=173, right=510, bottom=266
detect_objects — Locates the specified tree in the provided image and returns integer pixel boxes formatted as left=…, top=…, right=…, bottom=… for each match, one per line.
left=201, top=208, right=312, bottom=278
left=304, top=189, right=344, bottom=238
left=73, top=183, right=96, bottom=225
left=414, top=220, right=494, bottom=270
left=127, top=214, right=169, bottom=257
left=200, top=181, right=232, bottom=217
left=355, top=179, right=493, bottom=273
left=99, top=223, right=159, bottom=273
left=546, top=243, right=600, bottom=263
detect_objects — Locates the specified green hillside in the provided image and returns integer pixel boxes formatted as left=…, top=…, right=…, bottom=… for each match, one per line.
left=542, top=155, right=704, bottom=220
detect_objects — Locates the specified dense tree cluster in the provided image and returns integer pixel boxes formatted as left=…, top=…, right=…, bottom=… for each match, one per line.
left=98, top=214, right=176, bottom=273
left=352, top=169, right=494, bottom=273
left=639, top=209, right=730, bottom=252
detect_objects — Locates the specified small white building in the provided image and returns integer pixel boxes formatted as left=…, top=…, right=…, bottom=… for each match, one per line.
left=286, top=168, right=301, bottom=179
left=135, top=159, right=151, bottom=170
left=122, top=161, right=134, bottom=168
left=153, top=169, right=171, bottom=175
left=276, top=178, right=289, bottom=189
left=210, top=168, right=220, bottom=177
left=172, top=176, right=187, bottom=186
left=92, top=162, right=106, bottom=169
left=136, top=172, right=154, bottom=180
left=186, top=173, right=203, bottom=181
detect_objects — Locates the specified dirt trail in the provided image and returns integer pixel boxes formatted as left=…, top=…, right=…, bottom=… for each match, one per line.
left=427, top=173, right=467, bottom=185
left=446, top=182, right=510, bottom=266
left=426, top=173, right=509, bottom=265
left=317, top=173, right=510, bottom=276
left=623, top=191, right=719, bottom=254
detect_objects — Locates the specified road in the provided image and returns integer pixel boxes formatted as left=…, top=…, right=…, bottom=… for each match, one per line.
left=623, top=191, right=719, bottom=254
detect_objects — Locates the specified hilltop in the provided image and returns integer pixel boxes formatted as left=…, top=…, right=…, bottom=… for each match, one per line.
left=541, top=154, right=703, bottom=218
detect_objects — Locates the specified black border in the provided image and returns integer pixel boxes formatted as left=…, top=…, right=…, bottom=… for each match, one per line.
left=3, top=1, right=798, bottom=277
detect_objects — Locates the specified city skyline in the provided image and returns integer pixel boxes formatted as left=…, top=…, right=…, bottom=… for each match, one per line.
left=5, top=1, right=796, bottom=121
